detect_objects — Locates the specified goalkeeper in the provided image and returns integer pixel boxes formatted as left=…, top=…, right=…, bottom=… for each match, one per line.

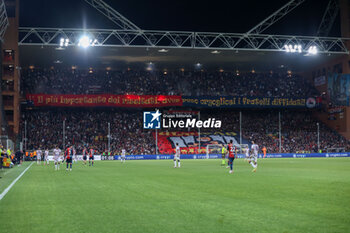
left=221, top=145, right=227, bottom=166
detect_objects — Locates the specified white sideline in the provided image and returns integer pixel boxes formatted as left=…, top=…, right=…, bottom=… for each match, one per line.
left=0, top=162, right=34, bottom=201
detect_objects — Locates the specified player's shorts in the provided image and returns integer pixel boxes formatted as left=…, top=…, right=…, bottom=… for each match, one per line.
left=228, top=157, right=234, bottom=164
left=54, top=156, right=60, bottom=162
left=37, top=156, right=41, bottom=160
left=221, top=153, right=226, bottom=159
left=89, top=156, right=94, bottom=160
left=83, top=155, right=87, bottom=160
left=66, top=157, right=72, bottom=163
left=174, top=156, right=180, bottom=160
left=249, top=155, right=257, bottom=162
left=252, top=155, right=258, bottom=163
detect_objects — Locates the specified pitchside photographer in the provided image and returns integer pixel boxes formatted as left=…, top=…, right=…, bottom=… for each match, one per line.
left=0, top=144, right=4, bottom=173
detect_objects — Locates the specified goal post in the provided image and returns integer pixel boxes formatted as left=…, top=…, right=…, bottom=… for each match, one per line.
left=239, top=144, right=249, bottom=154
left=326, top=147, right=345, bottom=153
left=206, top=144, right=223, bottom=159
left=206, top=144, right=250, bottom=159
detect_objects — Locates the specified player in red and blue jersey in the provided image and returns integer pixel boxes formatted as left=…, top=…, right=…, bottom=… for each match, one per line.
left=65, top=146, right=73, bottom=171
left=227, top=140, right=236, bottom=174
left=89, top=148, right=95, bottom=166
left=82, top=147, right=88, bottom=166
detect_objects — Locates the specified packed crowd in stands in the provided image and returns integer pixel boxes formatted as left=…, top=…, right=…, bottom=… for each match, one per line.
left=23, top=110, right=155, bottom=155
left=21, top=68, right=319, bottom=97
left=20, top=68, right=348, bottom=154
left=22, top=109, right=350, bottom=154
left=237, top=111, right=350, bottom=153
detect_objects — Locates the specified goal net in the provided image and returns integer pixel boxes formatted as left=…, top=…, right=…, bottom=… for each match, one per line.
left=206, top=144, right=223, bottom=159
left=206, top=144, right=250, bottom=159
left=326, top=148, right=345, bottom=153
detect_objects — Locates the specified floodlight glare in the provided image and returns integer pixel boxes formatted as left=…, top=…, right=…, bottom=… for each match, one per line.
left=91, top=39, right=98, bottom=46
left=308, top=46, right=318, bottom=55
left=284, top=44, right=303, bottom=53
left=297, top=45, right=302, bottom=53
left=284, top=45, right=290, bottom=52
left=79, top=36, right=91, bottom=48
left=60, top=38, right=64, bottom=47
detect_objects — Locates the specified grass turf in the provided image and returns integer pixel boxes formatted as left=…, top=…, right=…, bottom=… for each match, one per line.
left=0, top=158, right=349, bottom=233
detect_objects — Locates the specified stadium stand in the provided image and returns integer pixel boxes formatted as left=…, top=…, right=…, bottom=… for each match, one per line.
left=22, top=109, right=350, bottom=154
left=20, top=68, right=349, bottom=154
left=21, top=69, right=319, bottom=97
left=22, top=110, right=155, bottom=155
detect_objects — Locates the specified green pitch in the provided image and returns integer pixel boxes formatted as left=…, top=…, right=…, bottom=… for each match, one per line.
left=0, top=158, right=349, bottom=233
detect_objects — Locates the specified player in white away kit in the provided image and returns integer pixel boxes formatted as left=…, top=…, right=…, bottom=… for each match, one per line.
left=121, top=149, right=126, bottom=163
left=72, top=146, right=77, bottom=163
left=53, top=147, right=61, bottom=170
left=245, top=147, right=250, bottom=161
left=36, top=149, right=42, bottom=165
left=174, top=143, right=181, bottom=168
left=249, top=141, right=259, bottom=172
left=44, top=149, right=49, bottom=165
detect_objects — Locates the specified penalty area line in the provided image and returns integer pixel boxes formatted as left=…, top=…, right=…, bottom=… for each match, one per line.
left=0, top=162, right=34, bottom=201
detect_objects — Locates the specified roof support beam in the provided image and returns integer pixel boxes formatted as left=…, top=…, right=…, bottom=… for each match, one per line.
left=246, top=0, right=305, bottom=35
left=317, top=0, right=339, bottom=36
left=18, top=27, right=350, bottom=54
left=84, top=0, right=141, bottom=31
left=0, top=0, right=9, bottom=42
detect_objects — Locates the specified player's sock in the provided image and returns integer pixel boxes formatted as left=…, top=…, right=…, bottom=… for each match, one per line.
left=92, top=161, right=94, bottom=166
left=230, top=162, right=233, bottom=171
left=174, top=160, right=176, bottom=167
left=178, top=161, right=181, bottom=168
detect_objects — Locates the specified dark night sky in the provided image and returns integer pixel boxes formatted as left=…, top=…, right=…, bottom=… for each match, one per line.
left=19, top=0, right=340, bottom=36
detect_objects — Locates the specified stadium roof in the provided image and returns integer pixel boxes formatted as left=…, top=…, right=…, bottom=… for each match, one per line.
left=18, top=0, right=346, bottom=72
left=20, top=45, right=343, bottom=72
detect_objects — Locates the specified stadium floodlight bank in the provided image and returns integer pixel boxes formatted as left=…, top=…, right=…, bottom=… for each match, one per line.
left=18, top=27, right=350, bottom=54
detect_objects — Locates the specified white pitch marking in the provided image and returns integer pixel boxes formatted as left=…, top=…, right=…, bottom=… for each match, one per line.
left=0, top=162, right=34, bottom=201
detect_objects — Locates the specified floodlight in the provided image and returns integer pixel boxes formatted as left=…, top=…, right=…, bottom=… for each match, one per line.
left=59, top=38, right=69, bottom=47
left=91, top=39, right=98, bottom=46
left=79, top=36, right=91, bottom=48
left=308, top=46, right=318, bottom=55
left=297, top=45, right=302, bottom=53
left=284, top=45, right=290, bottom=52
